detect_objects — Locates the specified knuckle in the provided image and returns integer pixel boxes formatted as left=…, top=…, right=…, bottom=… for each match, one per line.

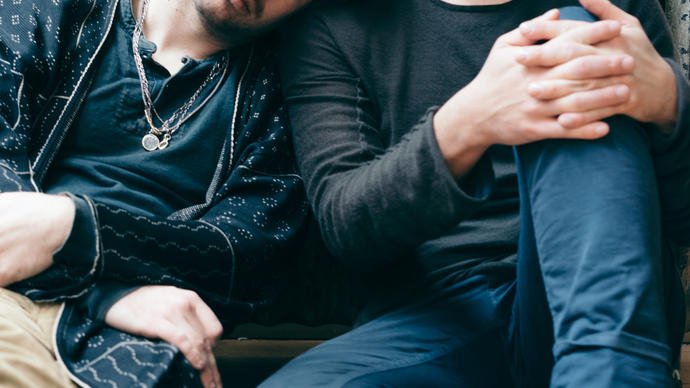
left=209, top=322, right=223, bottom=340
left=495, top=33, right=509, bottom=45
left=181, top=300, right=195, bottom=313
left=181, top=289, right=201, bottom=302
left=174, top=333, right=190, bottom=347
left=574, top=80, right=590, bottom=91
left=526, top=48, right=540, bottom=63
left=176, top=293, right=201, bottom=310
left=191, top=337, right=206, bottom=352
left=521, top=126, right=540, bottom=140
left=537, top=83, right=553, bottom=97
left=562, top=43, right=578, bottom=60
left=560, top=114, right=579, bottom=128
left=0, top=266, right=14, bottom=286
left=573, top=58, right=589, bottom=76
left=521, top=99, right=540, bottom=115
left=569, top=94, right=586, bottom=110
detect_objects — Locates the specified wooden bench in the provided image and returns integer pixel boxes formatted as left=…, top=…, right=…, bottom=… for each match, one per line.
left=216, top=324, right=350, bottom=387
left=215, top=325, right=690, bottom=387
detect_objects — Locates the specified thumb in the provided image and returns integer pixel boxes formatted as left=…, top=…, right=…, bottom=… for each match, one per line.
left=579, top=0, right=635, bottom=24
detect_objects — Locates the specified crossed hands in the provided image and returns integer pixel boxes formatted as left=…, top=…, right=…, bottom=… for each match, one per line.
left=434, top=0, right=678, bottom=177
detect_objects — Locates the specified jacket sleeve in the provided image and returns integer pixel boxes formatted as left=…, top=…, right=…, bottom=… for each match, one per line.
left=616, top=0, right=690, bottom=245
left=11, top=50, right=310, bottom=323
left=279, top=12, right=494, bottom=272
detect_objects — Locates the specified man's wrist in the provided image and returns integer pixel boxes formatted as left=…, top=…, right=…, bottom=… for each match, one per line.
left=51, top=194, right=76, bottom=254
left=52, top=194, right=98, bottom=268
left=433, top=100, right=490, bottom=179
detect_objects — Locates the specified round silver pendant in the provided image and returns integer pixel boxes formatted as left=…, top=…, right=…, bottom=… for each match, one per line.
left=142, top=133, right=160, bottom=151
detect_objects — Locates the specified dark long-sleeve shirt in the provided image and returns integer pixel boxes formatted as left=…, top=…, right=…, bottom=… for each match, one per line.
left=280, top=0, right=690, bottom=316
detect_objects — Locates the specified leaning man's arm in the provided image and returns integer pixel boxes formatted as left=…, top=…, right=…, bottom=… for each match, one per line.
left=12, top=56, right=310, bottom=325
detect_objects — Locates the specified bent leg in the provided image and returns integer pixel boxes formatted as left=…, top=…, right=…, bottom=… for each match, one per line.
left=0, top=288, right=75, bottom=387
left=260, top=275, right=514, bottom=388
left=514, top=114, right=683, bottom=388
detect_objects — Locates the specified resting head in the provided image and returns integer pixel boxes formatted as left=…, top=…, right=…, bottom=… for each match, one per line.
left=193, top=0, right=314, bottom=46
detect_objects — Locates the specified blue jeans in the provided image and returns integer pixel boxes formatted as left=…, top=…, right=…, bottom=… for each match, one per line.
left=260, top=8, right=686, bottom=388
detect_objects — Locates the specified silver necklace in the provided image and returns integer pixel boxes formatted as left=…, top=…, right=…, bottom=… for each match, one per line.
left=132, top=0, right=228, bottom=151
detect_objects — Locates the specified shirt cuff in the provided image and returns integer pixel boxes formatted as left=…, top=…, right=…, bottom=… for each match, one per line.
left=424, top=107, right=494, bottom=203
left=53, top=193, right=98, bottom=269
left=80, top=281, right=141, bottom=322
left=650, top=59, right=690, bottom=153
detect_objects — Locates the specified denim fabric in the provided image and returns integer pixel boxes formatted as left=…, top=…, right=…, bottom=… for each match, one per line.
left=512, top=114, right=684, bottom=388
left=260, top=273, right=515, bottom=387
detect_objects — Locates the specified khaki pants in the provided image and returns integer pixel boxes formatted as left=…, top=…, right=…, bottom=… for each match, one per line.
left=0, top=288, right=76, bottom=387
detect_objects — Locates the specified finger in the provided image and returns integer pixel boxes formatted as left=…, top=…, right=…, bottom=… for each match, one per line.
left=558, top=104, right=625, bottom=128
left=500, top=9, right=560, bottom=46
left=516, top=22, right=623, bottom=67
left=519, top=19, right=618, bottom=45
left=207, top=347, right=222, bottom=388
left=175, top=293, right=221, bottom=387
left=536, top=119, right=610, bottom=140
left=194, top=300, right=223, bottom=344
left=516, top=42, right=596, bottom=67
left=554, top=19, right=620, bottom=45
left=198, top=350, right=222, bottom=388
left=546, top=84, right=629, bottom=116
left=579, top=0, right=638, bottom=25
left=199, top=367, right=215, bottom=388
left=548, top=54, right=634, bottom=80
left=158, top=318, right=209, bottom=371
left=527, top=75, right=632, bottom=100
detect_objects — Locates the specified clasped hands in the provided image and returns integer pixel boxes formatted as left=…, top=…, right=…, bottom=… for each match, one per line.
left=434, top=0, right=678, bottom=177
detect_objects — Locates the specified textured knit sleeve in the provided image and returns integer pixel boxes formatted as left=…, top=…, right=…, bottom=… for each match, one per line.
left=617, top=0, right=690, bottom=245
left=280, top=11, right=494, bottom=272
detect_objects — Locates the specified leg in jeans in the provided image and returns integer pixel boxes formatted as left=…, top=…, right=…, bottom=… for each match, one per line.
left=259, top=274, right=515, bottom=388
left=512, top=112, right=683, bottom=388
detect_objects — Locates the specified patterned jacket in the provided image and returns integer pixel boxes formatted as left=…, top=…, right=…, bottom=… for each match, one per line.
left=0, top=0, right=308, bottom=386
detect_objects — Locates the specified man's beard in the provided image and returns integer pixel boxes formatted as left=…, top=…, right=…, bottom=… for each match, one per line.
left=194, top=1, right=269, bottom=47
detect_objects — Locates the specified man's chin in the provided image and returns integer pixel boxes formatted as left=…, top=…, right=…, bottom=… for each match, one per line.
left=204, top=23, right=271, bottom=48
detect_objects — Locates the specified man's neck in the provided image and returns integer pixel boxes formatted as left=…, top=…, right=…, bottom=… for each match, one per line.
left=131, top=0, right=225, bottom=74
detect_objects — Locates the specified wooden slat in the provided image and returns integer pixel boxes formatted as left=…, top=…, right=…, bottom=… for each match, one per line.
left=215, top=340, right=690, bottom=386
left=215, top=339, right=321, bottom=362
left=215, top=340, right=322, bottom=388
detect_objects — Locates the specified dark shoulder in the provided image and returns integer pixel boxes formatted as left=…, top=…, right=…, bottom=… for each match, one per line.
left=235, top=33, right=285, bottom=131
left=237, top=32, right=281, bottom=101
left=280, top=0, right=404, bottom=66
